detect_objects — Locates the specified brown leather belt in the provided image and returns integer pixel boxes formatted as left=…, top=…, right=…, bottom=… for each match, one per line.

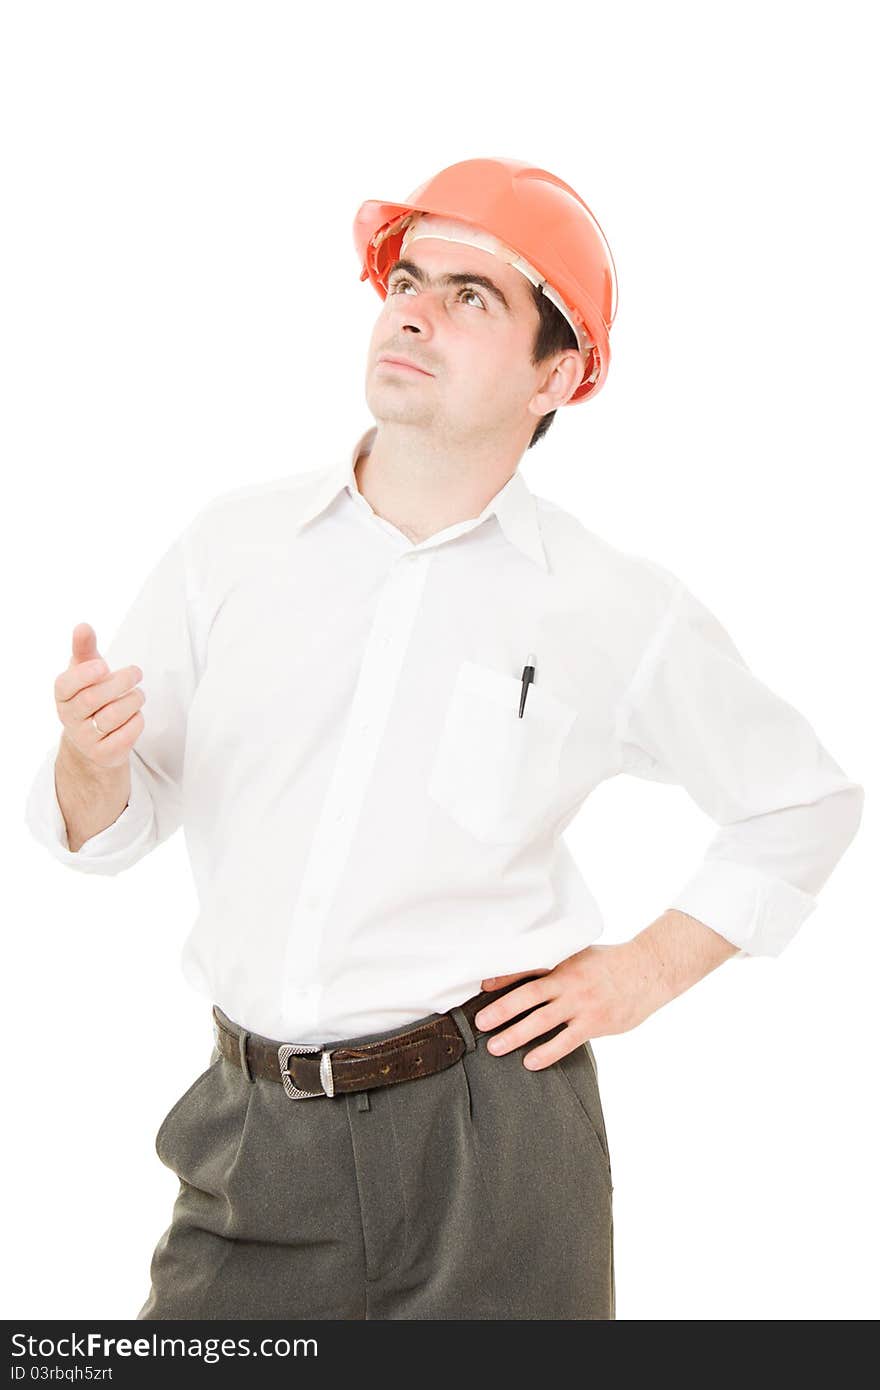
left=211, top=974, right=547, bottom=1100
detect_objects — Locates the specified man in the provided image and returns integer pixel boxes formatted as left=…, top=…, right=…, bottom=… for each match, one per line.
left=25, top=157, right=864, bottom=1320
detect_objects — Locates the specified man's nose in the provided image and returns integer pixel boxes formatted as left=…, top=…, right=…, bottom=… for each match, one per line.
left=391, top=288, right=439, bottom=333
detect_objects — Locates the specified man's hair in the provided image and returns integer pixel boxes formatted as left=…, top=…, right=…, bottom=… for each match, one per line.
left=527, top=281, right=580, bottom=449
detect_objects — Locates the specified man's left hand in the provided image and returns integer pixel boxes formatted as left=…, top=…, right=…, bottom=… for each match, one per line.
left=473, top=940, right=669, bottom=1070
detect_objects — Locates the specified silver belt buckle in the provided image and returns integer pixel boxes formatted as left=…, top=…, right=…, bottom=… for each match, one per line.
left=278, top=1042, right=335, bottom=1099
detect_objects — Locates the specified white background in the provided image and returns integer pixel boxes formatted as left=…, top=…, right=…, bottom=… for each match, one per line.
left=4, top=0, right=877, bottom=1321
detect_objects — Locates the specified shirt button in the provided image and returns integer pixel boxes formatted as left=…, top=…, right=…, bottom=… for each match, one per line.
left=305, top=893, right=320, bottom=911
left=334, top=809, right=345, bottom=823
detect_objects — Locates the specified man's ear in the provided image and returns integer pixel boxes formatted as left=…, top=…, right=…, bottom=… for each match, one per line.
left=530, top=349, right=586, bottom=414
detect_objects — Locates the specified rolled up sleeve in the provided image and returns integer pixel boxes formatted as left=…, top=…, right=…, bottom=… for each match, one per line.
left=24, top=520, right=201, bottom=875
left=613, top=578, right=865, bottom=956
left=24, top=739, right=157, bottom=873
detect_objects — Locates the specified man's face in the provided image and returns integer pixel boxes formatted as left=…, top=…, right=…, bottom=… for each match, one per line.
left=364, top=237, right=549, bottom=448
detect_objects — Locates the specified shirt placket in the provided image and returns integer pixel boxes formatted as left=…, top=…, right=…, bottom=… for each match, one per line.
left=279, top=542, right=436, bottom=1034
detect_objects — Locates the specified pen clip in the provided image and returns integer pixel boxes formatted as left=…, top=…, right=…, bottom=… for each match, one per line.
left=518, top=652, right=536, bottom=718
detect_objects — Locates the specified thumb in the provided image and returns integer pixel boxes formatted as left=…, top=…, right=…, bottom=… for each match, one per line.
left=70, top=622, right=109, bottom=677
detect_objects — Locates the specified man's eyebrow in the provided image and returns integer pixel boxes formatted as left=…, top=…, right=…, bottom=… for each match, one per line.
left=386, top=258, right=512, bottom=313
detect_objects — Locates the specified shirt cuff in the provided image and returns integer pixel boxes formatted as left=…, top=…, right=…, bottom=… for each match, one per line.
left=24, top=745, right=156, bottom=875
left=665, top=858, right=818, bottom=957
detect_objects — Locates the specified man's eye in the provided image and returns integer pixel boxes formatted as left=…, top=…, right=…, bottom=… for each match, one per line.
left=388, top=278, right=485, bottom=308
left=460, top=287, right=485, bottom=308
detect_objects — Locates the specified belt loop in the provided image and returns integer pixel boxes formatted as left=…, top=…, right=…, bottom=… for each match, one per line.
left=238, top=1028, right=255, bottom=1083
left=450, top=1005, right=477, bottom=1054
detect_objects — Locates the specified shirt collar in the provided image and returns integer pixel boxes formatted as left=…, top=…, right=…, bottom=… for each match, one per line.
left=294, top=426, right=549, bottom=572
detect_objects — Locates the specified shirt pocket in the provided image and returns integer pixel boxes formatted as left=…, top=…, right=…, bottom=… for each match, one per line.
left=426, top=658, right=578, bottom=845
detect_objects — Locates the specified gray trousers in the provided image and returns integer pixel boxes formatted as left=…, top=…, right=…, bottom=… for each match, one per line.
left=137, top=991, right=615, bottom=1320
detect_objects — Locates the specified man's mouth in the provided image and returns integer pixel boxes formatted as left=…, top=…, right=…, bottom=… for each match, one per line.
left=377, top=355, right=433, bottom=377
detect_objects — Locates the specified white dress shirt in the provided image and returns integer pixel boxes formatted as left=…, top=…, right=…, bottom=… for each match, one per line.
left=25, top=425, right=864, bottom=1043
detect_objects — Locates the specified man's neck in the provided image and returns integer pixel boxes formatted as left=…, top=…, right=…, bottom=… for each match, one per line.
left=353, top=424, right=523, bottom=545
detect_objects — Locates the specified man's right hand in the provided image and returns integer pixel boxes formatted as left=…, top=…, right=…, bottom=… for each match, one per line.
left=55, top=623, right=145, bottom=770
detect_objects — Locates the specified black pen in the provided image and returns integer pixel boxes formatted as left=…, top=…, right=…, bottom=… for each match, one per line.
left=518, top=652, right=536, bottom=717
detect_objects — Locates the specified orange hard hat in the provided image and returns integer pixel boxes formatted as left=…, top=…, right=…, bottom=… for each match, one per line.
left=353, top=156, right=618, bottom=404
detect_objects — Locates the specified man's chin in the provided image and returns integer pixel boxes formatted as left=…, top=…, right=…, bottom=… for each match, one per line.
left=364, top=389, right=436, bottom=427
